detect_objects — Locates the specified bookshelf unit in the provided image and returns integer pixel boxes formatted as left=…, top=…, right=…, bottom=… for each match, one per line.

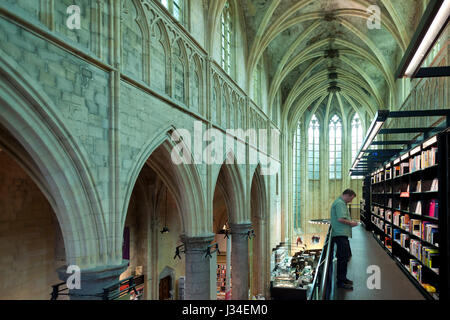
left=216, top=262, right=231, bottom=299
left=367, top=132, right=449, bottom=300
left=360, top=176, right=371, bottom=231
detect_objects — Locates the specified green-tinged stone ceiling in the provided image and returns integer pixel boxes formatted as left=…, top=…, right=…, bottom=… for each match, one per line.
left=240, top=0, right=425, bottom=128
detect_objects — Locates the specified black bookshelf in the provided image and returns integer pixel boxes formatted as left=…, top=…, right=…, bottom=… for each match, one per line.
left=367, top=131, right=450, bottom=300
left=360, top=176, right=371, bottom=231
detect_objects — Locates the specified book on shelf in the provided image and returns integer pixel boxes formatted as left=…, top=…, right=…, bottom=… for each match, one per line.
left=421, top=147, right=438, bottom=169
left=421, top=246, right=439, bottom=271
left=422, top=222, right=439, bottom=247
left=415, top=180, right=422, bottom=192
left=410, top=240, right=422, bottom=260
left=428, top=199, right=438, bottom=218
left=385, top=224, right=392, bottom=236
left=409, top=259, right=421, bottom=279
left=430, top=178, right=438, bottom=191
left=387, top=198, right=392, bottom=207
left=393, top=211, right=401, bottom=226
left=385, top=210, right=392, bottom=222
left=418, top=265, right=423, bottom=283
left=393, top=229, right=401, bottom=241
left=410, top=155, right=421, bottom=173
left=385, top=169, right=391, bottom=180
left=413, top=201, right=422, bottom=215
left=385, top=237, right=392, bottom=249
left=393, top=165, right=400, bottom=177
left=410, top=219, right=422, bottom=237
left=372, top=206, right=378, bottom=215
left=401, top=214, right=410, bottom=231
left=400, top=163, right=409, bottom=175
left=400, top=233, right=410, bottom=248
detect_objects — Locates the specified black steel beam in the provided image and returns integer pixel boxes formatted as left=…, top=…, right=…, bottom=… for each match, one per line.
left=379, top=128, right=430, bottom=134
left=388, top=109, right=450, bottom=118
left=414, top=66, right=450, bottom=78
left=371, top=141, right=410, bottom=145
left=363, top=149, right=403, bottom=154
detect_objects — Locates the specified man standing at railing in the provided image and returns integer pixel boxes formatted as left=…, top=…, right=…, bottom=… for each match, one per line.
left=330, top=189, right=359, bottom=290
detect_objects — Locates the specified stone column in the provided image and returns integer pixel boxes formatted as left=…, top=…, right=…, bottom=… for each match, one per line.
left=225, top=233, right=232, bottom=299
left=56, top=261, right=128, bottom=300
left=252, top=218, right=267, bottom=298
left=230, top=222, right=252, bottom=300
left=181, top=234, right=215, bottom=300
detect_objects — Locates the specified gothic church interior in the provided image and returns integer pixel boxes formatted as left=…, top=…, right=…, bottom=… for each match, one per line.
left=0, top=0, right=448, bottom=300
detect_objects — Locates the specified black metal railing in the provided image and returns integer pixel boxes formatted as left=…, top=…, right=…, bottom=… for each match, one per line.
left=50, top=275, right=144, bottom=300
left=308, top=225, right=335, bottom=300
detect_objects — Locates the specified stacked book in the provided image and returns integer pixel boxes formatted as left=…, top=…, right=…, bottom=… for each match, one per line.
left=400, top=214, right=410, bottom=231
left=410, top=239, right=422, bottom=260
left=421, top=247, right=439, bottom=272
left=422, top=221, right=438, bottom=246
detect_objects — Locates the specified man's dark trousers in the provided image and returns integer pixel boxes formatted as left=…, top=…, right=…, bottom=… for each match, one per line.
left=332, top=236, right=351, bottom=286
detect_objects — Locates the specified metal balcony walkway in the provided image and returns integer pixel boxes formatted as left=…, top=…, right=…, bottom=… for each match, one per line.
left=335, top=225, right=425, bottom=300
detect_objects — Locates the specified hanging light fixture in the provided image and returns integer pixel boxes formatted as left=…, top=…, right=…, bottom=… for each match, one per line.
left=160, top=187, right=169, bottom=234
left=396, top=0, right=450, bottom=78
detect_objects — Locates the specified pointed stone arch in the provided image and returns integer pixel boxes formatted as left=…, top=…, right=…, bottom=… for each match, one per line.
left=122, top=127, right=207, bottom=237
left=0, top=50, right=104, bottom=268
left=150, top=19, right=171, bottom=95
left=212, top=156, right=246, bottom=224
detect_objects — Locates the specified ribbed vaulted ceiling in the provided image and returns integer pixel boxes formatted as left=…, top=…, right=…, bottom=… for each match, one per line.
left=240, top=0, right=424, bottom=129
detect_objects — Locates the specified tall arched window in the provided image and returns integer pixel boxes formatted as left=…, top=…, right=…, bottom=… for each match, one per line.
left=160, top=0, right=185, bottom=24
left=221, top=2, right=232, bottom=74
left=293, top=122, right=301, bottom=229
left=308, top=115, right=320, bottom=180
left=329, top=115, right=342, bottom=179
left=351, top=113, right=363, bottom=162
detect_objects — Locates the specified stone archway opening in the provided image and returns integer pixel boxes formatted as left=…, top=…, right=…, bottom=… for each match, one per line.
left=0, top=125, right=66, bottom=299
left=212, top=162, right=249, bottom=300
left=213, top=169, right=231, bottom=300
left=121, top=140, right=196, bottom=300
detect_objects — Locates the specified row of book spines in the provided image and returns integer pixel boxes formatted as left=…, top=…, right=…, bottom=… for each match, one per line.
left=387, top=199, right=439, bottom=218
left=409, top=241, right=439, bottom=268
left=395, top=148, right=438, bottom=175
left=408, top=259, right=438, bottom=294
left=373, top=147, right=438, bottom=181
left=392, top=217, right=439, bottom=242
left=395, top=234, right=439, bottom=269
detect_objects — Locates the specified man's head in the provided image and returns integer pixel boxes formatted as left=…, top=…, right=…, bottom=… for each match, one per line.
left=341, top=189, right=356, bottom=203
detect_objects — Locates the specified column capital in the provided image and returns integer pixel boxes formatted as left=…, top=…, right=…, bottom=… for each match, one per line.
left=229, top=222, right=252, bottom=235
left=180, top=233, right=215, bottom=251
